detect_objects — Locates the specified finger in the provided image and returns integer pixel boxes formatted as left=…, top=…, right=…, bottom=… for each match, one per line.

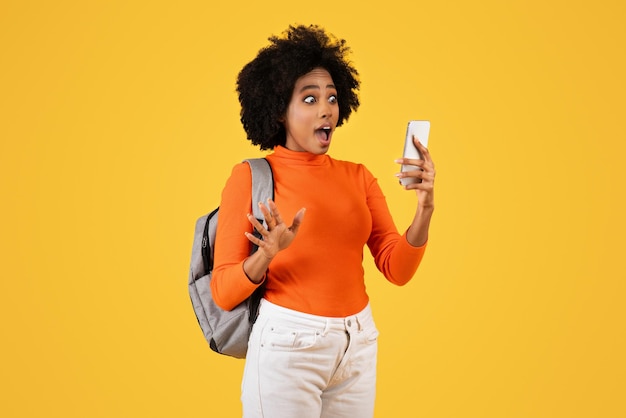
left=418, top=168, right=435, bottom=183
left=413, top=135, right=427, bottom=150
left=258, top=201, right=271, bottom=217
left=414, top=139, right=433, bottom=164
left=258, top=201, right=276, bottom=229
left=247, top=213, right=269, bottom=237
left=267, top=199, right=285, bottom=225
left=398, top=168, right=435, bottom=188
left=396, top=168, right=425, bottom=181
left=406, top=170, right=436, bottom=189
left=395, top=158, right=425, bottom=169
left=244, top=231, right=266, bottom=247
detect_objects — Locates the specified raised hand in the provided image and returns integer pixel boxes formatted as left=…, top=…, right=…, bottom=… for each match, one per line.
left=395, top=136, right=436, bottom=247
left=245, top=199, right=306, bottom=260
left=396, top=136, right=436, bottom=209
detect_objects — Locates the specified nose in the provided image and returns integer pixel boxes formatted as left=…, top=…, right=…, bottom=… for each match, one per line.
left=319, top=100, right=332, bottom=119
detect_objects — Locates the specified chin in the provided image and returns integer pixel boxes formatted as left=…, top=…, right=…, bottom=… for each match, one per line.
left=313, top=144, right=330, bottom=154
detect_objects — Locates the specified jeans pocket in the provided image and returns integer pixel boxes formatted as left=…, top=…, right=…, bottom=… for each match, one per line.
left=263, top=323, right=318, bottom=351
left=363, top=327, right=379, bottom=344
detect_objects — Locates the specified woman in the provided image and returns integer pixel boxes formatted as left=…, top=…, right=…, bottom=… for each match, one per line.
left=211, top=25, right=435, bottom=418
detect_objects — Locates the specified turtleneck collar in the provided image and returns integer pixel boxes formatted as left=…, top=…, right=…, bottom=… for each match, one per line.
left=269, top=145, right=330, bottom=166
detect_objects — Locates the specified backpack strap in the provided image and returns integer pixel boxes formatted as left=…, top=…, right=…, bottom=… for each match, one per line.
left=244, top=158, right=274, bottom=234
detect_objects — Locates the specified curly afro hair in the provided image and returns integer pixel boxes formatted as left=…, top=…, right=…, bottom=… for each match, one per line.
left=236, top=25, right=360, bottom=150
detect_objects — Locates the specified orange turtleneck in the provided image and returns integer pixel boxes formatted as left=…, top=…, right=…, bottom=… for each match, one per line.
left=211, top=146, right=426, bottom=317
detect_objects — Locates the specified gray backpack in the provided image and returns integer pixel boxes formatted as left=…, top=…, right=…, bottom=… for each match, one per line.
left=188, top=158, right=273, bottom=359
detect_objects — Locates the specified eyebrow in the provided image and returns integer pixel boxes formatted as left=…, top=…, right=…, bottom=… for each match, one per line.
left=298, top=84, right=336, bottom=93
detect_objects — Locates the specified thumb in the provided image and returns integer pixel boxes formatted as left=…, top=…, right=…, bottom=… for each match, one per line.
left=289, top=208, right=306, bottom=234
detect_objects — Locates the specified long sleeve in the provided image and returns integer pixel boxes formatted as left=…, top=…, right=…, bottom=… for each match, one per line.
left=364, top=171, right=427, bottom=285
left=210, top=163, right=264, bottom=311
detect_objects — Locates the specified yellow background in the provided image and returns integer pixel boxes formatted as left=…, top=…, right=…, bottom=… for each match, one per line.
left=1, top=0, right=624, bottom=416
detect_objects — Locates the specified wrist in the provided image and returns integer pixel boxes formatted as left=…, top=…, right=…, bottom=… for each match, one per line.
left=417, top=203, right=435, bottom=214
left=243, top=252, right=272, bottom=284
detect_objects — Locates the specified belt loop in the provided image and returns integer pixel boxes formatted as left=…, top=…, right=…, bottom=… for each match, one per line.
left=322, top=319, right=331, bottom=337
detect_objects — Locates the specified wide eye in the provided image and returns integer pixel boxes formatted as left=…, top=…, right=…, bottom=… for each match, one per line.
left=303, top=95, right=316, bottom=104
left=328, top=95, right=338, bottom=104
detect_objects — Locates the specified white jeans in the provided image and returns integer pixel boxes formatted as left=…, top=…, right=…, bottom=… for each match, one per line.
left=241, top=299, right=379, bottom=418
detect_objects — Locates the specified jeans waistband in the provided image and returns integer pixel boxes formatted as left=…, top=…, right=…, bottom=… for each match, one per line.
left=258, top=299, right=373, bottom=334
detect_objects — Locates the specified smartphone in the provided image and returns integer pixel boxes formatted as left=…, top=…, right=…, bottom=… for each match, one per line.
left=400, top=120, right=430, bottom=186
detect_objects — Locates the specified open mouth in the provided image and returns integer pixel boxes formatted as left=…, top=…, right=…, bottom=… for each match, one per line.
left=315, top=127, right=332, bottom=144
